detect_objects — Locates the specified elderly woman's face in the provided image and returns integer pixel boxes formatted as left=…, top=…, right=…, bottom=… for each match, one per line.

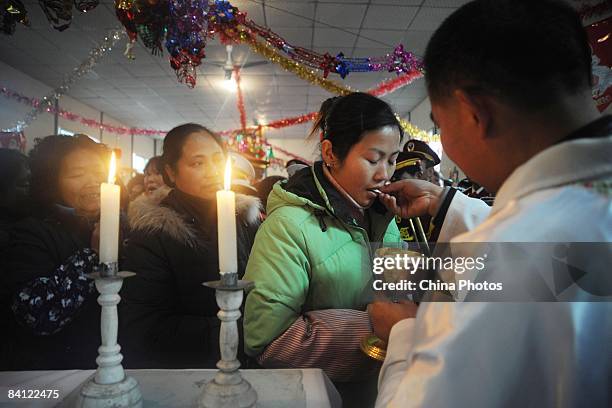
left=166, top=131, right=225, bottom=200
left=58, top=148, right=106, bottom=218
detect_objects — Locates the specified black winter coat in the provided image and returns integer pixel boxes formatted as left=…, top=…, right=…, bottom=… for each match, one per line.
left=1, top=207, right=101, bottom=370
left=120, top=189, right=261, bottom=369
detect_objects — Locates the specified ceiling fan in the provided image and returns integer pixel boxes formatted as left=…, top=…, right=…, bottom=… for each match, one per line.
left=208, top=45, right=270, bottom=79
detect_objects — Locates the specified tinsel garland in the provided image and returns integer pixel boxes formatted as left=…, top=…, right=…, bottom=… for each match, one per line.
left=227, top=28, right=425, bottom=99
left=216, top=113, right=318, bottom=137
left=0, top=87, right=315, bottom=160
left=2, top=72, right=439, bottom=142
left=113, top=0, right=423, bottom=85
left=0, top=87, right=164, bottom=136
left=234, top=67, right=247, bottom=131
left=207, top=0, right=422, bottom=78
left=220, top=31, right=437, bottom=141
left=3, top=28, right=125, bottom=132
left=397, top=118, right=439, bottom=143
left=219, top=114, right=439, bottom=143
left=240, top=13, right=422, bottom=78
left=369, top=71, right=422, bottom=97
left=229, top=28, right=354, bottom=95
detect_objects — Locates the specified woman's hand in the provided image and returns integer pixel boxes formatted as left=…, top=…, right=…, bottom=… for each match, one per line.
left=378, top=179, right=445, bottom=219
left=368, top=300, right=418, bottom=342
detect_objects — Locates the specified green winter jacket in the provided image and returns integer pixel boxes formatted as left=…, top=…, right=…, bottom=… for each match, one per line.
left=244, top=163, right=402, bottom=356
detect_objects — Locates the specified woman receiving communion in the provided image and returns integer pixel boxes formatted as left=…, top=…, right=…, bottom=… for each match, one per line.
left=243, top=93, right=411, bottom=404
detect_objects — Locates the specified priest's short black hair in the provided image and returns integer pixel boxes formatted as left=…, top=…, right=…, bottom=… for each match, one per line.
left=424, top=0, right=592, bottom=110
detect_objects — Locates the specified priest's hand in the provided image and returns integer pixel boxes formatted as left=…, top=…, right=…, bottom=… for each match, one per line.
left=378, top=179, right=444, bottom=218
left=368, top=301, right=418, bottom=342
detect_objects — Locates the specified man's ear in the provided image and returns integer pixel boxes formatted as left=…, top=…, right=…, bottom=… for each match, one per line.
left=321, top=139, right=337, bottom=166
left=454, top=89, right=493, bottom=139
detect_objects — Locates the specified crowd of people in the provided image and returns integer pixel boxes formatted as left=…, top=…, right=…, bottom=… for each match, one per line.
left=0, top=0, right=610, bottom=407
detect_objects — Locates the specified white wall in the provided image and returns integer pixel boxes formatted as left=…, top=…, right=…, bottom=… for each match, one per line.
left=409, top=97, right=433, bottom=131
left=0, top=61, right=56, bottom=151
left=0, top=60, right=156, bottom=177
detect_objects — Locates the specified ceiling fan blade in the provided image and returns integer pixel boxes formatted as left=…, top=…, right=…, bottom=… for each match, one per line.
left=241, top=61, right=270, bottom=68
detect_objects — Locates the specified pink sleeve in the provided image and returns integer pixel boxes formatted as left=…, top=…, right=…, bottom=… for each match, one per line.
left=256, top=309, right=381, bottom=382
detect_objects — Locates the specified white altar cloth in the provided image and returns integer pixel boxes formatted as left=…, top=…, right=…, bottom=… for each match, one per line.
left=0, top=368, right=341, bottom=408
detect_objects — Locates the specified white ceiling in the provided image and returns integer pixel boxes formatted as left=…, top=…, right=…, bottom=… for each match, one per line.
left=1, top=0, right=470, bottom=139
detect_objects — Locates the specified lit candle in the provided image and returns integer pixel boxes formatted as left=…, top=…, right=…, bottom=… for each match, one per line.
left=217, top=158, right=237, bottom=275
left=99, top=151, right=121, bottom=267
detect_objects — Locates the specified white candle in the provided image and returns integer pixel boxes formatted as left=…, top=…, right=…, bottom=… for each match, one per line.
left=99, top=151, right=121, bottom=265
left=217, top=158, right=237, bottom=274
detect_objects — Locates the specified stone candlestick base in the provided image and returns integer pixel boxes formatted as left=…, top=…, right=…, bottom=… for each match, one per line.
left=199, top=273, right=257, bottom=408
left=77, top=269, right=142, bottom=408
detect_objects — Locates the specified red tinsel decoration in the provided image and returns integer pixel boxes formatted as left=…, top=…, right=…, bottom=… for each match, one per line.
left=1, top=67, right=415, bottom=135
left=217, top=113, right=318, bottom=137
left=368, top=70, right=422, bottom=97
left=218, top=71, right=420, bottom=135
left=234, top=67, right=247, bottom=131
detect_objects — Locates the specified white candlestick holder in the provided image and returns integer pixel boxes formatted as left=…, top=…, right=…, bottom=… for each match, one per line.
left=198, top=272, right=258, bottom=408
left=76, top=262, right=142, bottom=408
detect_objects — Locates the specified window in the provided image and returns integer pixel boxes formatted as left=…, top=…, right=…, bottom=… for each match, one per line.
left=57, top=127, right=74, bottom=136
left=132, top=153, right=147, bottom=173
left=58, top=128, right=100, bottom=143
left=429, top=128, right=443, bottom=172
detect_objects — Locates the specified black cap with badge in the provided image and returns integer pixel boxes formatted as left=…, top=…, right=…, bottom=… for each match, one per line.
left=393, top=139, right=441, bottom=180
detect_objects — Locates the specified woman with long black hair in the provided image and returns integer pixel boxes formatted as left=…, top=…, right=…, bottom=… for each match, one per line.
left=243, top=93, right=410, bottom=404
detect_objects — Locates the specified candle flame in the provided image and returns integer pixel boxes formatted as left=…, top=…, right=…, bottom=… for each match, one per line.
left=224, top=158, right=232, bottom=191
left=108, top=151, right=117, bottom=184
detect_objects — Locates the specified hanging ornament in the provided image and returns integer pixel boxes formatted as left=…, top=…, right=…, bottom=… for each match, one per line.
left=114, top=0, right=137, bottom=41
left=136, top=23, right=163, bottom=54
left=386, top=44, right=420, bottom=74
left=132, top=0, right=168, bottom=55
left=1, top=0, right=29, bottom=35
left=165, top=0, right=208, bottom=88
left=207, top=0, right=245, bottom=44
left=38, top=0, right=73, bottom=31
left=212, top=0, right=235, bottom=23
left=73, top=0, right=98, bottom=13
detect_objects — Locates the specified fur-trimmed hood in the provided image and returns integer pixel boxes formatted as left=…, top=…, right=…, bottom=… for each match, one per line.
left=128, top=187, right=262, bottom=247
